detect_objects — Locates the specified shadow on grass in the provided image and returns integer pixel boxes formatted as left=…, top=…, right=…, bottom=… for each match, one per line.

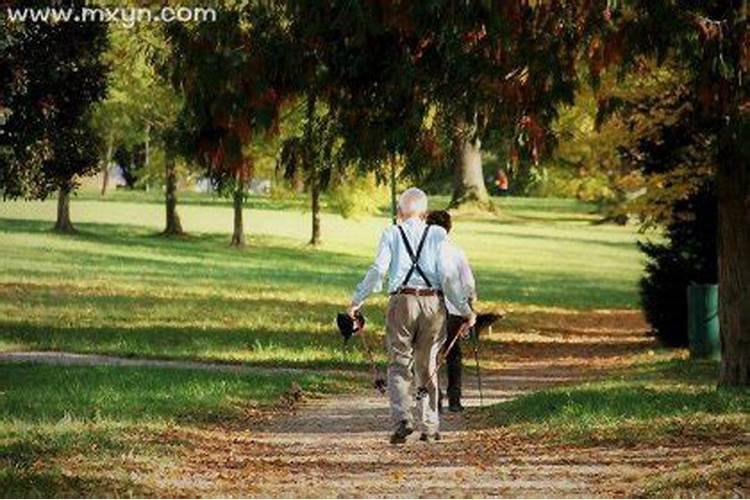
left=0, top=217, right=366, bottom=274
left=0, top=467, right=151, bottom=499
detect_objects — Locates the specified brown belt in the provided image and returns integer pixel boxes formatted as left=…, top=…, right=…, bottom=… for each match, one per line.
left=392, top=288, right=444, bottom=297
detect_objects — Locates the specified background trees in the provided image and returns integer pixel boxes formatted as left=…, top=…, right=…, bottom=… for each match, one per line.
left=599, top=0, right=750, bottom=386
left=166, top=4, right=295, bottom=246
left=94, top=24, right=187, bottom=236
left=0, top=1, right=108, bottom=232
left=1, top=0, right=747, bottom=385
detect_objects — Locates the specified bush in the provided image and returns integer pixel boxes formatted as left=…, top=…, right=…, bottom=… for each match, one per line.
left=328, top=173, right=391, bottom=219
left=639, top=187, right=717, bottom=347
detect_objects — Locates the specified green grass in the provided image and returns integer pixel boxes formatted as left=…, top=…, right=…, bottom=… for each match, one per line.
left=0, top=361, right=356, bottom=497
left=0, top=193, right=644, bottom=367
left=0, top=193, right=651, bottom=496
left=484, top=359, right=750, bottom=446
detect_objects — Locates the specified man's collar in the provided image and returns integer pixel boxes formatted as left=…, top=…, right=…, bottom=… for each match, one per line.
left=402, top=216, right=424, bottom=225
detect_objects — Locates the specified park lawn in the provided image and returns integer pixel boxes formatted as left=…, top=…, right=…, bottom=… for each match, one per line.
left=485, top=358, right=750, bottom=445
left=1, top=193, right=746, bottom=496
left=481, top=357, right=750, bottom=496
left=0, top=193, right=656, bottom=496
left=0, top=193, right=644, bottom=366
left=0, top=362, right=358, bottom=497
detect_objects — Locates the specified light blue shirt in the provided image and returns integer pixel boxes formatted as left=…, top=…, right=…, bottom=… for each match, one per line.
left=351, top=217, right=472, bottom=316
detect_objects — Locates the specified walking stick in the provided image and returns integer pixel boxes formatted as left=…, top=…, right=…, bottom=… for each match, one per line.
left=358, top=322, right=387, bottom=395
left=337, top=312, right=386, bottom=395
left=416, top=321, right=471, bottom=401
left=415, top=312, right=501, bottom=403
left=471, top=327, right=484, bottom=407
left=469, top=312, right=503, bottom=406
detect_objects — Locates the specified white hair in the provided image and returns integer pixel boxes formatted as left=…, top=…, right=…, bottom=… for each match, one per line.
left=398, top=187, right=428, bottom=217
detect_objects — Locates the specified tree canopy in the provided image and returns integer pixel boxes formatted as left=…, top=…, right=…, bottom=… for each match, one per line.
left=0, top=0, right=108, bottom=200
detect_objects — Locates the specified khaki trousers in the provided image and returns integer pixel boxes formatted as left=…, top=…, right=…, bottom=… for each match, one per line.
left=385, top=293, right=447, bottom=434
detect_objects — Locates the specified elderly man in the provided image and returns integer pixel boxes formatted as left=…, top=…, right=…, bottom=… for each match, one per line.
left=347, top=187, right=476, bottom=444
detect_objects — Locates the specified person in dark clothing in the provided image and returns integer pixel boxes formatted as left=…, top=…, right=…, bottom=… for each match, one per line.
left=426, top=210, right=477, bottom=412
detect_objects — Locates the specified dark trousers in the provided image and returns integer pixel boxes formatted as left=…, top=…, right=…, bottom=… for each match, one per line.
left=445, top=314, right=464, bottom=404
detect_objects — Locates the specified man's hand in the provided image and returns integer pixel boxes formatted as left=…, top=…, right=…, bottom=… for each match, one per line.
left=458, top=312, right=476, bottom=339
left=464, top=311, right=477, bottom=329
left=347, top=303, right=360, bottom=319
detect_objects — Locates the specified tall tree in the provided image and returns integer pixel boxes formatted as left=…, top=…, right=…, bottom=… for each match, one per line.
left=278, top=96, right=338, bottom=246
left=450, top=116, right=490, bottom=207
left=94, top=24, right=186, bottom=235
left=0, top=0, right=108, bottom=232
left=280, top=2, right=353, bottom=246
left=287, top=2, right=588, bottom=209
left=166, top=3, right=293, bottom=246
left=598, top=0, right=750, bottom=385
left=317, top=1, right=749, bottom=383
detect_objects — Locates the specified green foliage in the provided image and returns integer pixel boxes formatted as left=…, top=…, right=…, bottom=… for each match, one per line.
left=277, top=97, right=340, bottom=191
left=328, top=173, right=390, bottom=219
left=166, top=3, right=295, bottom=187
left=91, top=23, right=184, bottom=189
left=0, top=0, right=108, bottom=198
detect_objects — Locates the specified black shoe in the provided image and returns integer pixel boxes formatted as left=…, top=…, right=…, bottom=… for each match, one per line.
left=389, top=420, right=414, bottom=444
left=419, top=432, right=441, bottom=442
left=448, top=400, right=464, bottom=413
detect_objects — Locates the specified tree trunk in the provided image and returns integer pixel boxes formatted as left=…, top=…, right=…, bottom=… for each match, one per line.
left=144, top=124, right=151, bottom=171
left=717, top=135, right=750, bottom=386
left=162, top=150, right=184, bottom=236
left=100, top=133, right=114, bottom=196
left=54, top=182, right=75, bottom=234
left=449, top=124, right=490, bottom=208
left=231, top=179, right=246, bottom=247
left=292, top=169, right=305, bottom=193
left=304, top=92, right=321, bottom=246
left=511, top=159, right=534, bottom=196
left=310, top=172, right=321, bottom=246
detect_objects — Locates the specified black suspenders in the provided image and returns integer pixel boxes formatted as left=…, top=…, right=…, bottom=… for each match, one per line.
left=397, top=225, right=433, bottom=289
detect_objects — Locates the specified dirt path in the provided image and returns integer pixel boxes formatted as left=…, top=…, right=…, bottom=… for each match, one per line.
left=140, top=310, right=686, bottom=498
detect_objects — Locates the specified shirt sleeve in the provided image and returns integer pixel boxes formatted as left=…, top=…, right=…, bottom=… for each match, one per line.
left=351, top=228, right=393, bottom=306
left=438, top=237, right=473, bottom=317
left=458, top=249, right=477, bottom=301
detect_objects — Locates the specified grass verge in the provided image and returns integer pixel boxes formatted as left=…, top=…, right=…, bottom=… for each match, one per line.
left=482, top=359, right=750, bottom=447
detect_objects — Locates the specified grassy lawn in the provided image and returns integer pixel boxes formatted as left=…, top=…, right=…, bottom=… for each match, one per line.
left=1, top=191, right=691, bottom=496
left=0, top=192, right=643, bottom=366
left=0, top=361, right=355, bottom=497
left=484, top=358, right=749, bottom=446
left=482, top=357, right=750, bottom=496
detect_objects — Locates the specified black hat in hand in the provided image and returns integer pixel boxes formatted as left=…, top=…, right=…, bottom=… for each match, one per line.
left=336, top=311, right=366, bottom=344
